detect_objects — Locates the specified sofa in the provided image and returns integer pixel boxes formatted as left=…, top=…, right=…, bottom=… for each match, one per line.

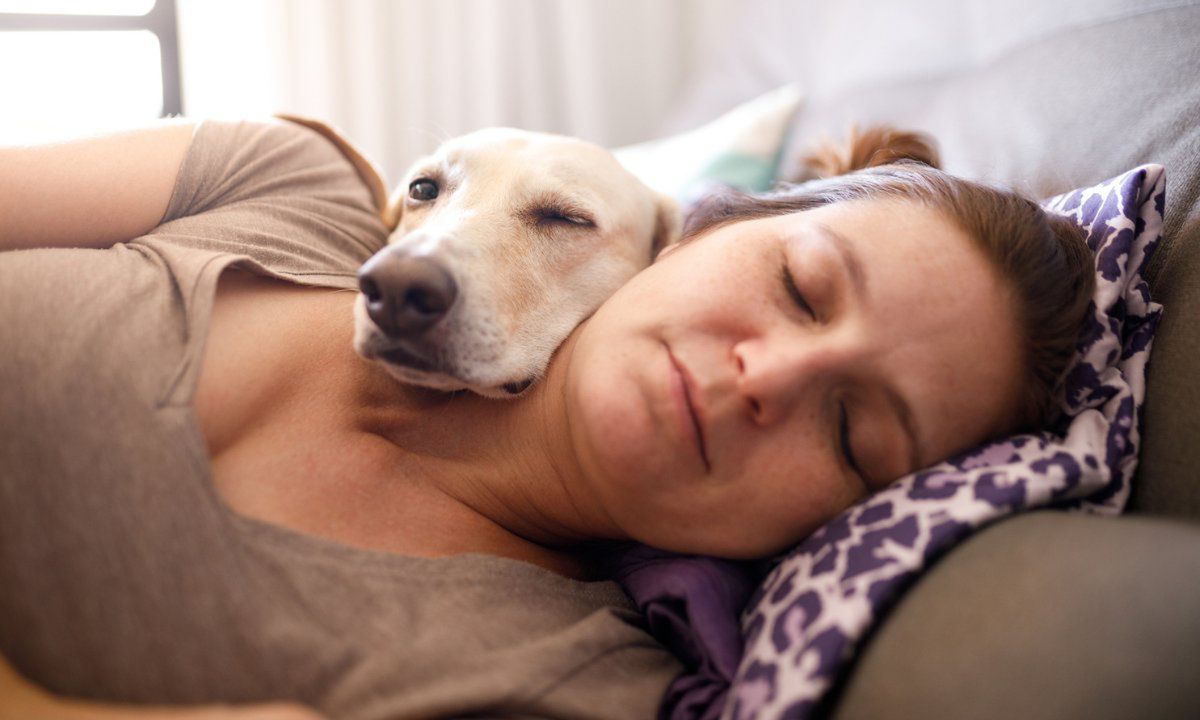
left=660, top=1, right=1200, bottom=716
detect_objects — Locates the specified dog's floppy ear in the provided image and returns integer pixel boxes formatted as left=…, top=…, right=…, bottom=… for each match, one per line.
left=274, top=113, right=395, bottom=230
left=650, top=192, right=683, bottom=260
left=382, top=185, right=406, bottom=234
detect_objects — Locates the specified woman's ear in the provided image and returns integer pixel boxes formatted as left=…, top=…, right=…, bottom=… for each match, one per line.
left=274, top=113, right=395, bottom=229
left=650, top=192, right=682, bottom=261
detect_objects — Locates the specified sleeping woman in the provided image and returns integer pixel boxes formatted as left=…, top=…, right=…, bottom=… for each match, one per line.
left=0, top=119, right=1093, bottom=719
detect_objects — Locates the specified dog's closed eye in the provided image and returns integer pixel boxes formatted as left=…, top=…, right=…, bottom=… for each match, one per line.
left=523, top=199, right=596, bottom=230
left=537, top=208, right=595, bottom=228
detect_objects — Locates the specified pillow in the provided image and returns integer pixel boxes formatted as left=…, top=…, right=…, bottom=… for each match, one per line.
left=613, top=84, right=803, bottom=206
left=614, top=165, right=1166, bottom=720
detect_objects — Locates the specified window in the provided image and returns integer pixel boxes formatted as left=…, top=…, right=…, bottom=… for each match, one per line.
left=0, top=0, right=181, bottom=143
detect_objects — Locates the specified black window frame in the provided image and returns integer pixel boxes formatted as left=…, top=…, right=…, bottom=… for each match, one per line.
left=0, top=0, right=182, bottom=116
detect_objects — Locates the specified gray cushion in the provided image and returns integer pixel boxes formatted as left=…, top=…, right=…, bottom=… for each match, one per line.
left=827, top=511, right=1200, bottom=720
left=777, top=3, right=1200, bottom=520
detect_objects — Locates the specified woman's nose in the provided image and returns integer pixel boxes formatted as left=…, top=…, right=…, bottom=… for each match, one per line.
left=734, top=337, right=851, bottom=425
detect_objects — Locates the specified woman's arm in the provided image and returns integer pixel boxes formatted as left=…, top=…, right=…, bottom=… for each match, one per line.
left=0, top=653, right=325, bottom=720
left=0, top=119, right=197, bottom=251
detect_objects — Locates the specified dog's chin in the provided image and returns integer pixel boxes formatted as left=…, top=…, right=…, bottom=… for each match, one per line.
left=354, top=316, right=541, bottom=398
left=370, top=351, right=538, bottom=399
left=376, top=359, right=465, bottom=392
left=478, top=376, right=537, bottom=399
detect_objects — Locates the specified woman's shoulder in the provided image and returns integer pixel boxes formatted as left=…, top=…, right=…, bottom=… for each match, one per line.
left=166, top=116, right=387, bottom=231
left=135, top=116, right=389, bottom=283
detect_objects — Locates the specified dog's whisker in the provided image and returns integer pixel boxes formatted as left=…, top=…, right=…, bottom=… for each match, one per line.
left=423, top=121, right=455, bottom=146
left=394, top=124, right=454, bottom=149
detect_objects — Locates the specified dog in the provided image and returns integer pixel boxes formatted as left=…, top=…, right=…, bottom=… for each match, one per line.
left=279, top=115, right=681, bottom=398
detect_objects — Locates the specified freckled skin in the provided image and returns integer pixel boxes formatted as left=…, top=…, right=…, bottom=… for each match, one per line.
left=558, top=199, right=1024, bottom=557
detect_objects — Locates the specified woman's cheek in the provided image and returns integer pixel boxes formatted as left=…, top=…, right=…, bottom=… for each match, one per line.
left=565, top=351, right=656, bottom=510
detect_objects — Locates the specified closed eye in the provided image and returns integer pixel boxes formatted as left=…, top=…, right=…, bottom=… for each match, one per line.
left=521, top=194, right=596, bottom=230
left=533, top=206, right=595, bottom=228
left=780, top=261, right=814, bottom=317
left=839, top=402, right=866, bottom=484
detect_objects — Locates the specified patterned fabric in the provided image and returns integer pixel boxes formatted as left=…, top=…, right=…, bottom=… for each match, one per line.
left=718, top=165, right=1166, bottom=719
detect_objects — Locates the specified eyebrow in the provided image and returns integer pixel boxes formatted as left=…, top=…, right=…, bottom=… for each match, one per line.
left=813, top=222, right=868, bottom=300
left=812, top=221, right=924, bottom=477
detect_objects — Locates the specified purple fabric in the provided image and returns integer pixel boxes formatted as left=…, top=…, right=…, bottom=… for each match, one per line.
left=616, top=165, right=1165, bottom=720
left=608, top=544, right=763, bottom=720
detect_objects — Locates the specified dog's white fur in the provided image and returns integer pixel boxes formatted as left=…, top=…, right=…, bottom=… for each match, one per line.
left=278, top=115, right=681, bottom=399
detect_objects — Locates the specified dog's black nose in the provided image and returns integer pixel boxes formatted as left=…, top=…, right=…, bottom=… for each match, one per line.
left=358, top=253, right=458, bottom=337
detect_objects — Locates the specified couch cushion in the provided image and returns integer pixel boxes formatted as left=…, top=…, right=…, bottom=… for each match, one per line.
left=614, top=84, right=802, bottom=205
left=776, top=3, right=1200, bottom=520
left=827, top=511, right=1200, bottom=720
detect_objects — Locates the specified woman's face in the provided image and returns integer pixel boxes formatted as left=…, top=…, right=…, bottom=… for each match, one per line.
left=561, top=198, right=1024, bottom=557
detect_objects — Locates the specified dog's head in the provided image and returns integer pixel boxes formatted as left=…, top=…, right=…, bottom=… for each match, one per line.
left=353, top=127, right=680, bottom=398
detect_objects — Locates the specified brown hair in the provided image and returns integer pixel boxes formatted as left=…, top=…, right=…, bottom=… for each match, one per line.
left=679, top=125, right=1095, bottom=431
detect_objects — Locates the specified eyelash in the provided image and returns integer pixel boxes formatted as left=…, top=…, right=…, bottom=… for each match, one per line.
left=838, top=402, right=865, bottom=481
left=535, top=206, right=595, bottom=228
left=780, top=260, right=863, bottom=481
left=779, top=262, right=814, bottom=317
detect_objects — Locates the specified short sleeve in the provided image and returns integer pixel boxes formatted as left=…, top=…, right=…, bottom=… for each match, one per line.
left=143, top=118, right=388, bottom=281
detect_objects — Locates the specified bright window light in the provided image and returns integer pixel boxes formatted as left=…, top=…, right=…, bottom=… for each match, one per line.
left=0, top=0, right=155, bottom=15
left=0, top=30, right=163, bottom=143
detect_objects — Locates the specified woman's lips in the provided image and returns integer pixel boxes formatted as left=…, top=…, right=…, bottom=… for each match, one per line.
left=666, top=345, right=711, bottom=473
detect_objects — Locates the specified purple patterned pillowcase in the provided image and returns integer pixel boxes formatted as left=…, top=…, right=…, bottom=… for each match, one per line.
left=627, top=165, right=1166, bottom=720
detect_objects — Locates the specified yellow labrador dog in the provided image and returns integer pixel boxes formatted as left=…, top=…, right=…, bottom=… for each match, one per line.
left=280, top=115, right=680, bottom=398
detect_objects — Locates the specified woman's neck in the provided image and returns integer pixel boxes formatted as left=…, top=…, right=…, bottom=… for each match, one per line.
left=201, top=275, right=617, bottom=579
left=345, top=324, right=625, bottom=575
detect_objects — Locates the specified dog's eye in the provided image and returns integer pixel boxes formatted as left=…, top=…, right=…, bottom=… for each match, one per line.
left=409, top=178, right=439, bottom=202
left=535, top=208, right=595, bottom=228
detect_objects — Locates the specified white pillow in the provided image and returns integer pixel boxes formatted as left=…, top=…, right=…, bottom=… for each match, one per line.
left=614, top=84, right=803, bottom=206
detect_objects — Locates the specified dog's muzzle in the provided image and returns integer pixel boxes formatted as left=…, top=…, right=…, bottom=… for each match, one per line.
left=356, top=248, right=537, bottom=397
left=357, top=250, right=458, bottom=337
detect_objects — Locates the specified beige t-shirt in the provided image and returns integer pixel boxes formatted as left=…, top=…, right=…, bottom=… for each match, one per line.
left=0, top=118, right=680, bottom=719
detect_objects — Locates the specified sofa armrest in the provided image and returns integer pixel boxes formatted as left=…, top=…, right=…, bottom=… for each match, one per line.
left=828, top=510, right=1200, bottom=719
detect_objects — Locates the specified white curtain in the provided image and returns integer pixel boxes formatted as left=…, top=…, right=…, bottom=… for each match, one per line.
left=178, top=0, right=740, bottom=184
